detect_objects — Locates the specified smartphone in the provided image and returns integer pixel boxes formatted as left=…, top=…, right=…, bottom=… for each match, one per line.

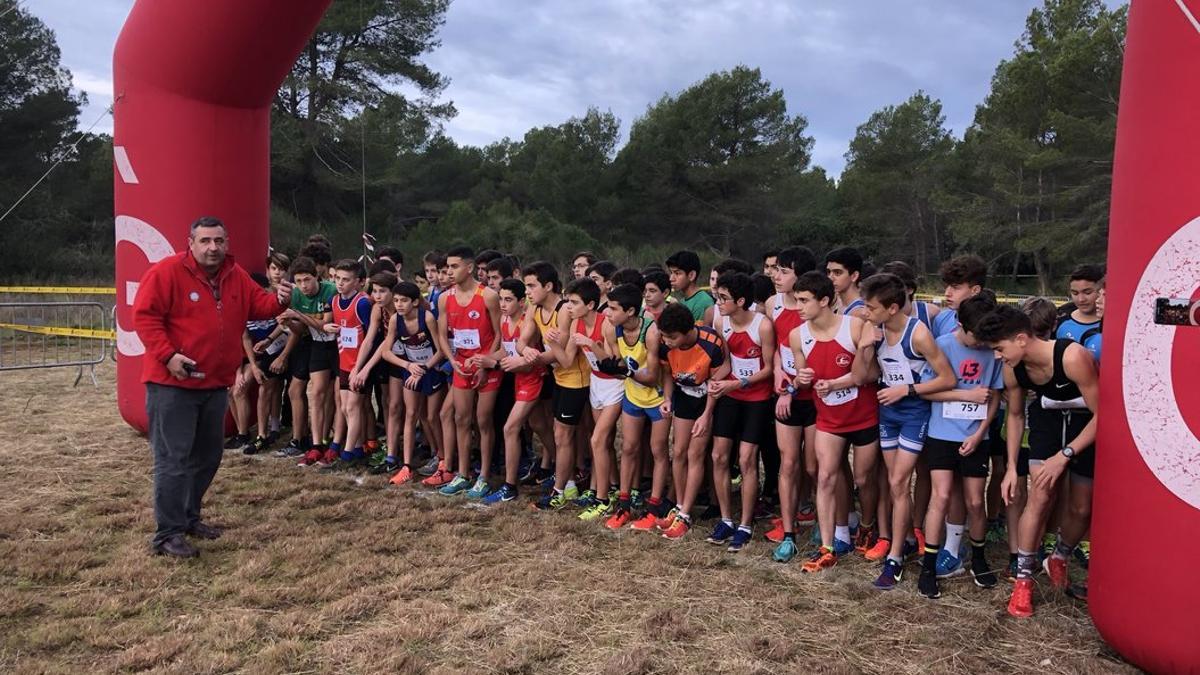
left=182, top=362, right=206, bottom=379
left=1154, top=297, right=1200, bottom=326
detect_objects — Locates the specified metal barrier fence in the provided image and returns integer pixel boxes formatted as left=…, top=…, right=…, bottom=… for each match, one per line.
left=0, top=302, right=112, bottom=386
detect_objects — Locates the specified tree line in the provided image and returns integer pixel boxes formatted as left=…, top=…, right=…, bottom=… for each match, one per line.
left=0, top=0, right=1123, bottom=292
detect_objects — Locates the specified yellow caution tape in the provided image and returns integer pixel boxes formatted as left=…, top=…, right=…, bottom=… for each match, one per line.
left=0, top=286, right=115, bottom=295
left=0, top=322, right=115, bottom=340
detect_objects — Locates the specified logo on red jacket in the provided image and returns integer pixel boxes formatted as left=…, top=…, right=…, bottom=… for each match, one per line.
left=468, top=310, right=480, bottom=320
left=746, top=346, right=761, bottom=358
left=835, top=353, right=852, bottom=368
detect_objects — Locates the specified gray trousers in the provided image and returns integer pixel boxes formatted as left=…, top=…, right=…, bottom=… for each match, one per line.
left=146, top=383, right=228, bottom=546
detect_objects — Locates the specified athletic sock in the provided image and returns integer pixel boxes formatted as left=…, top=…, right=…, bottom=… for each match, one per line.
left=565, top=480, right=577, bottom=491
left=1016, top=549, right=1037, bottom=579
left=835, top=525, right=851, bottom=546
left=329, top=441, right=343, bottom=454
left=783, top=532, right=795, bottom=542
left=737, top=525, right=751, bottom=534
left=269, top=416, right=281, bottom=433
left=971, top=538, right=988, bottom=563
left=722, top=518, right=735, bottom=529
left=923, top=543, right=940, bottom=573
left=944, top=522, right=965, bottom=554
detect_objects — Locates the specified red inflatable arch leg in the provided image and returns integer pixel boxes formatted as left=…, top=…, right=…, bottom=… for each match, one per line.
left=112, top=0, right=332, bottom=432
left=1092, top=0, right=1200, bottom=671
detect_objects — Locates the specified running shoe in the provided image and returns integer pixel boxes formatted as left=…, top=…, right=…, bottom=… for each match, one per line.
left=422, top=466, right=454, bottom=488
left=1007, top=578, right=1034, bottom=618
left=417, top=456, right=441, bottom=477
left=1005, top=557, right=1019, bottom=581
left=917, top=569, right=940, bottom=599
left=802, top=547, right=838, bottom=573
left=1040, top=533, right=1057, bottom=562
left=605, top=508, right=631, bottom=530
left=809, top=526, right=822, bottom=546
left=864, top=538, right=891, bottom=562
left=772, top=538, right=798, bottom=563
left=832, top=538, right=855, bottom=557
left=654, top=508, right=679, bottom=531
left=538, top=474, right=556, bottom=492
left=318, top=448, right=338, bottom=467
left=224, top=433, right=250, bottom=450
left=661, top=516, right=690, bottom=540
left=370, top=459, right=401, bottom=476
left=243, top=436, right=268, bottom=455
left=548, top=491, right=573, bottom=510
left=579, top=497, right=612, bottom=521
left=484, top=484, right=517, bottom=504
left=563, top=485, right=581, bottom=502
left=466, top=478, right=491, bottom=500
left=630, top=489, right=644, bottom=510
left=935, top=548, right=965, bottom=579
left=901, top=537, right=921, bottom=561
left=439, top=475, right=471, bottom=496
left=1043, top=556, right=1068, bottom=591
left=297, top=448, right=322, bottom=467
left=629, top=511, right=658, bottom=531
left=388, top=465, right=414, bottom=486
left=727, top=527, right=752, bottom=553
left=913, top=528, right=926, bottom=557
left=367, top=448, right=388, bottom=467
left=854, top=525, right=877, bottom=553
left=731, top=474, right=743, bottom=491
left=970, top=555, right=998, bottom=588
left=573, top=489, right=597, bottom=508
left=706, top=521, right=737, bottom=545
left=275, top=438, right=307, bottom=458
left=795, top=502, right=816, bottom=524
left=1073, top=541, right=1090, bottom=569
left=873, top=559, right=903, bottom=590
left=764, top=520, right=786, bottom=543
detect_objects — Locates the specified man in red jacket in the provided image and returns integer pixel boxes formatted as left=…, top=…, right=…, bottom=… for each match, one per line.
left=133, top=216, right=293, bottom=558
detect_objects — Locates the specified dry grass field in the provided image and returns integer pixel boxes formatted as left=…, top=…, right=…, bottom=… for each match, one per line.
left=0, top=363, right=1134, bottom=674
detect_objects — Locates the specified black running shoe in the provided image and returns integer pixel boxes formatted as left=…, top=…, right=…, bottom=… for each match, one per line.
left=970, top=555, right=998, bottom=589
left=918, top=569, right=941, bottom=599
left=224, top=433, right=249, bottom=450
left=243, top=436, right=268, bottom=455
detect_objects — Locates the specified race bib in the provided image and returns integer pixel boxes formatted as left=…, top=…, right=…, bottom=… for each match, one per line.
left=943, top=401, right=986, bottom=420
left=880, top=358, right=914, bottom=386
left=266, top=332, right=289, bottom=356
left=584, top=349, right=601, bottom=372
left=781, top=348, right=797, bottom=376
left=339, top=327, right=359, bottom=350
left=821, top=386, right=859, bottom=407
left=391, top=341, right=405, bottom=356
left=731, top=355, right=760, bottom=379
left=452, top=328, right=481, bottom=351
left=404, top=344, right=434, bottom=364
left=502, top=340, right=518, bottom=358
left=679, top=382, right=706, bottom=398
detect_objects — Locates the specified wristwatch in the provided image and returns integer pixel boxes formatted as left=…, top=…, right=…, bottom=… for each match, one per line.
left=1061, top=446, right=1076, bottom=459
left=738, top=376, right=750, bottom=389
left=907, top=383, right=917, bottom=397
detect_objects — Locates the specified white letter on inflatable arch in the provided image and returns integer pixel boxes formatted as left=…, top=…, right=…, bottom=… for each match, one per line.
left=1124, top=215, right=1200, bottom=510
left=115, top=215, right=175, bottom=356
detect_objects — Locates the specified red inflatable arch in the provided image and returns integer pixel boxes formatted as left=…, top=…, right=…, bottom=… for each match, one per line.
left=109, top=0, right=1199, bottom=670
left=112, top=0, right=332, bottom=431
left=1090, top=0, right=1200, bottom=671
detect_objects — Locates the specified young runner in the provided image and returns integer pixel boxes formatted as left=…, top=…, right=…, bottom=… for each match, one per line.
left=328, top=259, right=373, bottom=467
left=825, top=247, right=868, bottom=319
left=916, top=294, right=1004, bottom=598
left=350, top=272, right=400, bottom=473
left=653, top=303, right=727, bottom=539
left=380, top=281, right=448, bottom=485
left=790, top=271, right=879, bottom=573
left=283, top=256, right=338, bottom=467
left=641, top=268, right=671, bottom=323
left=707, top=272, right=775, bottom=552
left=976, top=305, right=1099, bottom=618
left=437, top=246, right=503, bottom=498
left=858, top=273, right=956, bottom=589
left=600, top=283, right=669, bottom=528
left=571, top=251, right=597, bottom=280
left=666, top=250, right=715, bottom=325
left=483, top=278, right=554, bottom=504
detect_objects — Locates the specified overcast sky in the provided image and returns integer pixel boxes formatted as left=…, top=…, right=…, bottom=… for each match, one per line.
left=25, top=0, right=1124, bottom=177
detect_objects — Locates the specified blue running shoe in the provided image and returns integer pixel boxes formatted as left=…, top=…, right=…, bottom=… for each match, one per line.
left=873, top=558, right=904, bottom=590
left=573, top=489, right=596, bottom=508
left=483, top=484, right=517, bottom=505
left=772, top=538, right=798, bottom=563
left=466, top=478, right=491, bottom=500
left=706, top=521, right=737, bottom=545
left=539, top=474, right=556, bottom=492
left=727, top=527, right=752, bottom=553
left=439, top=474, right=471, bottom=496
left=935, top=548, right=965, bottom=579
left=832, top=538, right=855, bottom=557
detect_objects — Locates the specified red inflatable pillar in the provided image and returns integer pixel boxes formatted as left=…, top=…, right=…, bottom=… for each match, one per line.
left=112, top=0, right=331, bottom=432
left=1091, top=0, right=1200, bottom=671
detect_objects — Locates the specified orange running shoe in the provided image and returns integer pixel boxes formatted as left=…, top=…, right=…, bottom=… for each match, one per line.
left=605, top=508, right=631, bottom=530
left=854, top=525, right=878, bottom=553
left=1008, top=578, right=1034, bottom=618
left=764, top=520, right=786, bottom=543
left=630, top=512, right=658, bottom=531
left=795, top=503, right=816, bottom=524
left=914, top=527, right=926, bottom=557
left=422, top=465, right=453, bottom=487
left=389, top=465, right=414, bottom=486
left=661, top=516, right=690, bottom=540
left=1043, top=556, right=1069, bottom=591
left=654, top=509, right=679, bottom=531
left=864, top=537, right=891, bottom=562
left=802, top=547, right=838, bottom=573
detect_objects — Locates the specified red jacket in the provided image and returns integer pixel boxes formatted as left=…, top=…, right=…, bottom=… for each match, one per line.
left=133, top=252, right=284, bottom=388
